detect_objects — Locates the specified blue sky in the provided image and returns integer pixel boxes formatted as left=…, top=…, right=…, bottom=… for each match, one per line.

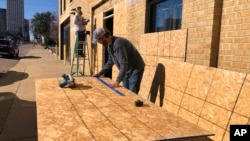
left=0, top=0, right=58, bottom=20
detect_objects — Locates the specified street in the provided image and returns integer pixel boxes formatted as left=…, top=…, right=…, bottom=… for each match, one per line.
left=0, top=43, right=34, bottom=78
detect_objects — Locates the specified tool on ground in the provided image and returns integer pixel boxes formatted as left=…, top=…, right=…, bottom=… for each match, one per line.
left=59, top=74, right=76, bottom=88
left=96, top=77, right=125, bottom=96
left=134, top=99, right=143, bottom=107
left=70, top=31, right=91, bottom=76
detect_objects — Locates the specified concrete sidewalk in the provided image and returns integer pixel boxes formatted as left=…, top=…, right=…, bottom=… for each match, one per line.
left=0, top=44, right=71, bottom=141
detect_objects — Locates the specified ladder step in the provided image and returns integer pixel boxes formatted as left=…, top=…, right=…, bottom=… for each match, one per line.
left=73, top=55, right=89, bottom=58
left=78, top=41, right=87, bottom=44
left=70, top=31, right=91, bottom=76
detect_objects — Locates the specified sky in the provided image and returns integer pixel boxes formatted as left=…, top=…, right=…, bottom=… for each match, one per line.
left=0, top=0, right=58, bottom=20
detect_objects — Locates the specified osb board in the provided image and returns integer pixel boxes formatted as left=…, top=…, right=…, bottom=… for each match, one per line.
left=206, top=69, right=246, bottom=111
left=139, top=29, right=187, bottom=58
left=234, top=74, right=250, bottom=117
left=35, top=77, right=213, bottom=141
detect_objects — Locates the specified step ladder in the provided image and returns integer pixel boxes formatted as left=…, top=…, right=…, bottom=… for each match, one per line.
left=70, top=31, right=91, bottom=76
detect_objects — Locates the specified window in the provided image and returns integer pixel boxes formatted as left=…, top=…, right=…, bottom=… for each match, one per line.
left=63, top=0, right=66, bottom=11
left=147, top=0, right=183, bottom=33
left=60, top=0, right=62, bottom=15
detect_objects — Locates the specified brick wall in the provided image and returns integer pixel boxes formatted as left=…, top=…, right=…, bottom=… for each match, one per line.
left=182, top=0, right=222, bottom=67
left=59, top=0, right=250, bottom=75
left=126, top=0, right=145, bottom=47
left=218, top=0, right=250, bottom=74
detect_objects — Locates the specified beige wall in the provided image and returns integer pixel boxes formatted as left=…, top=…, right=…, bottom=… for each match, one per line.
left=59, top=0, right=250, bottom=74
left=181, top=0, right=250, bottom=74
left=181, top=0, right=222, bottom=67
left=58, top=0, right=93, bottom=71
left=219, top=0, right=250, bottom=74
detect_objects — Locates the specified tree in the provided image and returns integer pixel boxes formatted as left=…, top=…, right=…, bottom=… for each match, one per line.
left=31, top=12, right=55, bottom=46
left=49, top=13, right=59, bottom=45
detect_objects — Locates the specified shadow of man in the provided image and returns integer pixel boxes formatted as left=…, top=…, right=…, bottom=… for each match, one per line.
left=0, top=92, right=37, bottom=141
left=149, top=63, right=165, bottom=107
left=0, top=70, right=28, bottom=87
left=20, top=56, right=41, bottom=59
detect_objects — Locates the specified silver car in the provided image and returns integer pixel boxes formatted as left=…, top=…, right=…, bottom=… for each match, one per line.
left=0, top=39, right=19, bottom=58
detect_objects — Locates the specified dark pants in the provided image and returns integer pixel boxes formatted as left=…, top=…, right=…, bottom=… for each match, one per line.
left=77, top=31, right=86, bottom=56
left=78, top=31, right=86, bottom=41
left=122, top=68, right=144, bottom=94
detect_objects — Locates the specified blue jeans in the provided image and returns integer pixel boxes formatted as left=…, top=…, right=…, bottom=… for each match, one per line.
left=122, top=69, right=144, bottom=94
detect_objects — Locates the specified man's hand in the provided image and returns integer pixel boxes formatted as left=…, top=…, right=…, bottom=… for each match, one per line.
left=92, top=73, right=100, bottom=77
left=109, top=81, right=119, bottom=88
left=83, top=19, right=90, bottom=25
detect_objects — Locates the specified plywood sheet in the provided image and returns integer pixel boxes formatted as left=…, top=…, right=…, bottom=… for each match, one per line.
left=36, top=77, right=213, bottom=140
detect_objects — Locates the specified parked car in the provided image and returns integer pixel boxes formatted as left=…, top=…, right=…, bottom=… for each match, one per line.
left=0, top=39, right=19, bottom=58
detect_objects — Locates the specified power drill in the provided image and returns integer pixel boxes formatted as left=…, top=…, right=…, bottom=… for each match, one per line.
left=59, top=74, right=75, bottom=88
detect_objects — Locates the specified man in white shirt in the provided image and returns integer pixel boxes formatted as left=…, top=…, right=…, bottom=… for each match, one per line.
left=73, top=7, right=89, bottom=57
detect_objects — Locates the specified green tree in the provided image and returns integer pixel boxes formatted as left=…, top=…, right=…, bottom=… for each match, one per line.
left=31, top=12, right=55, bottom=46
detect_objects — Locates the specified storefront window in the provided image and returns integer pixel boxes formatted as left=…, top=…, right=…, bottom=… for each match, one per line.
left=148, top=0, right=183, bottom=32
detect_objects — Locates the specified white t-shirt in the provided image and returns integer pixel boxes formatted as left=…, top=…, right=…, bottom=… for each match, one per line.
left=73, top=14, right=86, bottom=31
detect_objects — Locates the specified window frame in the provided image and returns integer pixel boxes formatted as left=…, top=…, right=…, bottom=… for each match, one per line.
left=146, top=0, right=183, bottom=33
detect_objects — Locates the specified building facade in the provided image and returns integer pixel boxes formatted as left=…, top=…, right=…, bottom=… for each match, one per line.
left=6, top=0, right=24, bottom=35
left=24, top=19, right=30, bottom=42
left=58, top=0, right=250, bottom=75
left=58, top=1, right=250, bottom=140
left=0, top=8, right=7, bottom=33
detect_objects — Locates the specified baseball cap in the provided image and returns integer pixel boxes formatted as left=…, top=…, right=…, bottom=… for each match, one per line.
left=76, top=6, right=81, bottom=11
left=92, top=28, right=106, bottom=44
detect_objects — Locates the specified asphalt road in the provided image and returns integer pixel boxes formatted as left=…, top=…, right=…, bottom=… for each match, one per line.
left=0, top=43, right=35, bottom=78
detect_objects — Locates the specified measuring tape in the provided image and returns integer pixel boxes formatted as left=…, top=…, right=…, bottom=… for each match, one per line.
left=96, top=77, right=125, bottom=96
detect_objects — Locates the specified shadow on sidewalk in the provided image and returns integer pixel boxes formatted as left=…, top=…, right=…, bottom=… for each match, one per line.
left=0, top=71, right=28, bottom=87
left=0, top=73, right=4, bottom=79
left=20, top=56, right=41, bottom=59
left=0, top=92, right=38, bottom=141
left=0, top=92, right=14, bottom=134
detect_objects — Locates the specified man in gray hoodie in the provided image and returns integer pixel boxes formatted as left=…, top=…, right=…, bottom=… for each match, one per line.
left=92, top=28, right=145, bottom=94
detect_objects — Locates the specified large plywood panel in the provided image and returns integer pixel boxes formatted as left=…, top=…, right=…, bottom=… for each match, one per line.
left=198, top=118, right=224, bottom=141
left=178, top=108, right=199, bottom=125
left=114, top=1, right=127, bottom=35
left=158, top=32, right=165, bottom=57
left=139, top=34, right=147, bottom=55
left=36, top=77, right=213, bottom=140
left=164, top=31, right=171, bottom=57
left=170, top=29, right=187, bottom=58
left=180, top=94, right=204, bottom=115
left=145, top=33, right=158, bottom=56
left=234, top=75, right=250, bottom=117
left=200, top=102, right=231, bottom=129
left=159, top=58, right=193, bottom=92
left=206, top=69, right=246, bottom=111
left=139, top=66, right=155, bottom=98
left=185, top=65, right=216, bottom=100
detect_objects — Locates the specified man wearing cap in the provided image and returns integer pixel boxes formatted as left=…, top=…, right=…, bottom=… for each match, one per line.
left=73, top=6, right=89, bottom=57
left=92, top=28, right=145, bottom=94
